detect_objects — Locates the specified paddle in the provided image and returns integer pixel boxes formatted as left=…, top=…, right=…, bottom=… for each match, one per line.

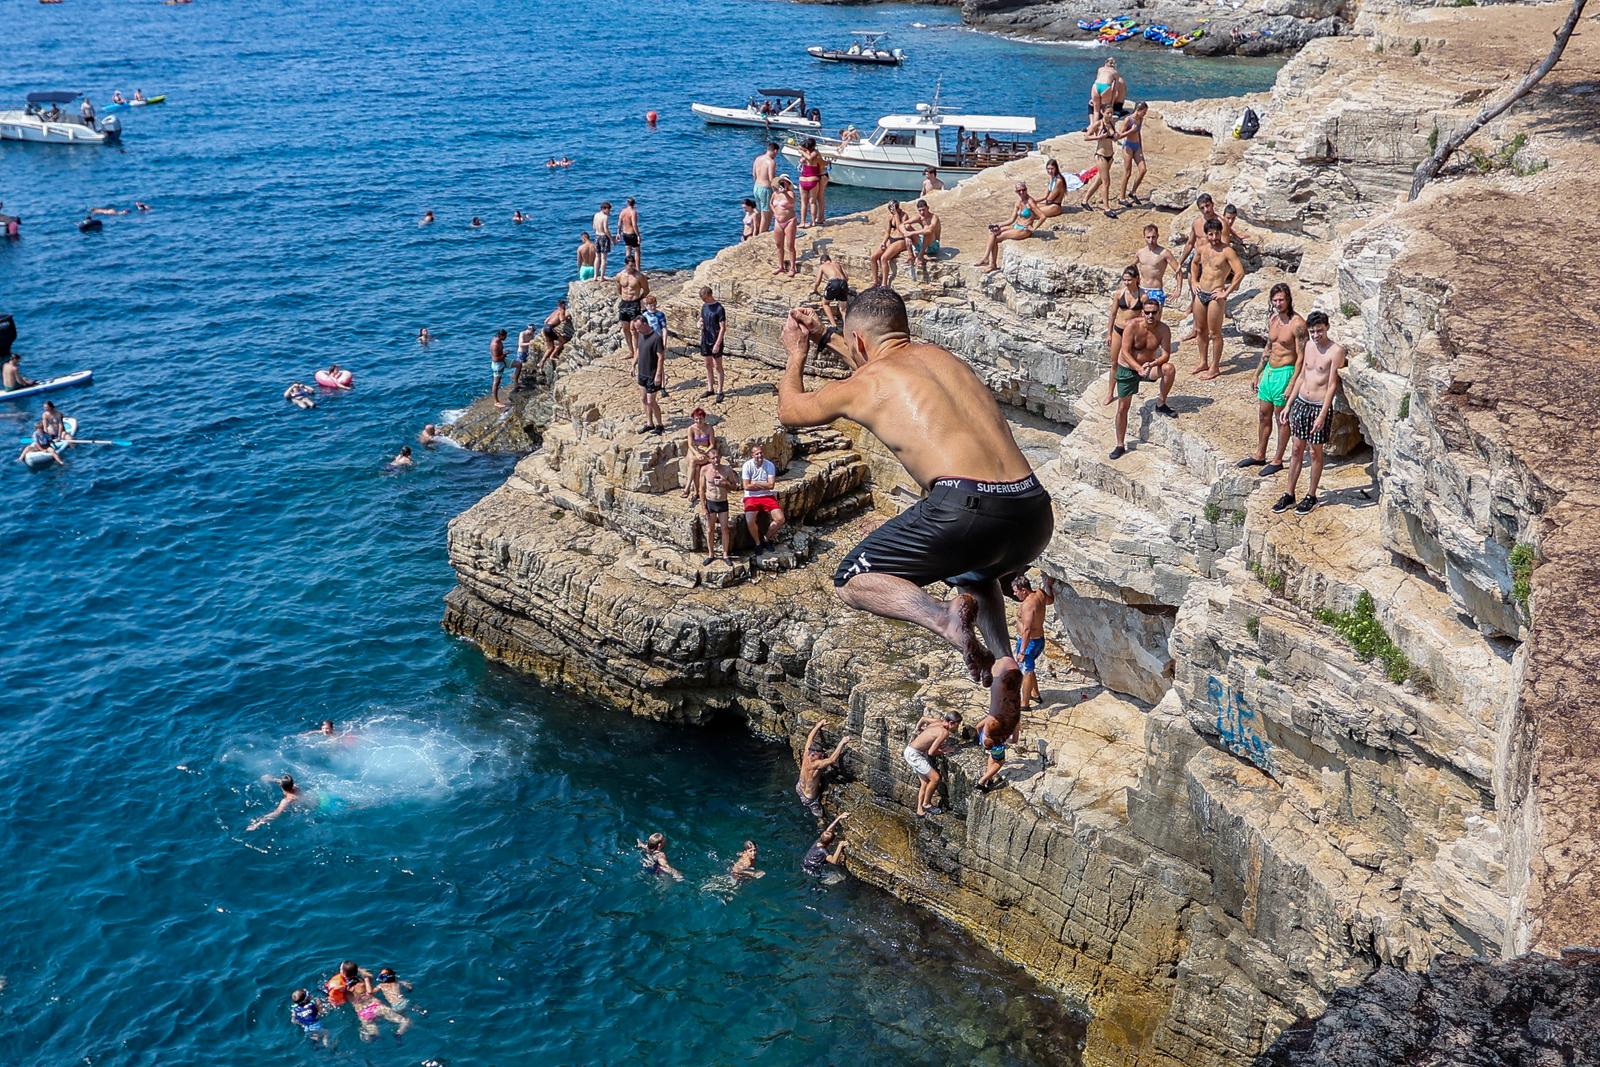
left=16, top=436, right=132, bottom=446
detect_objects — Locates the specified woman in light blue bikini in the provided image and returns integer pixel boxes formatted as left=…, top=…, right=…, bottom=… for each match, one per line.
left=975, top=182, right=1039, bottom=271
left=1117, top=102, right=1149, bottom=206
left=1089, top=57, right=1126, bottom=117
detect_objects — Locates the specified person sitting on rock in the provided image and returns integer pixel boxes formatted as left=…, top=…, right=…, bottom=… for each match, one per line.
left=777, top=288, right=1053, bottom=724
left=796, top=720, right=850, bottom=822
left=974, top=183, right=1038, bottom=272
left=683, top=407, right=717, bottom=501
left=741, top=443, right=785, bottom=553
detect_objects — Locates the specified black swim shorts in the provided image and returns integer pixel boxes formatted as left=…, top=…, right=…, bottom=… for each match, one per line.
left=623, top=231, right=640, bottom=248
left=833, top=474, right=1053, bottom=589
left=619, top=299, right=642, bottom=322
left=596, top=233, right=613, bottom=255
left=705, top=498, right=729, bottom=514
left=637, top=375, right=660, bottom=394
left=824, top=278, right=849, bottom=302
left=1288, top=395, right=1330, bottom=445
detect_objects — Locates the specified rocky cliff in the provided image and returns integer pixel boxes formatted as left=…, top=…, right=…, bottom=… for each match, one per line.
left=443, top=7, right=1600, bottom=1063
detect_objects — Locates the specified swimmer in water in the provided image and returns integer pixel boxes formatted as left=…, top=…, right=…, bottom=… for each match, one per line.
left=637, top=832, right=683, bottom=880
left=247, top=774, right=311, bottom=831
left=283, top=382, right=315, bottom=410
left=305, top=719, right=336, bottom=737
left=418, top=424, right=439, bottom=446
left=512, top=210, right=526, bottom=224
left=418, top=327, right=431, bottom=345
left=420, top=210, right=434, bottom=226
left=469, top=216, right=483, bottom=228
left=135, top=201, right=152, bottom=212
left=289, top=988, right=330, bottom=1048
left=375, top=967, right=413, bottom=1010
left=390, top=445, right=413, bottom=468
left=730, top=841, right=765, bottom=880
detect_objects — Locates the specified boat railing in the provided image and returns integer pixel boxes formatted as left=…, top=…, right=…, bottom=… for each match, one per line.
left=942, top=139, right=1035, bottom=169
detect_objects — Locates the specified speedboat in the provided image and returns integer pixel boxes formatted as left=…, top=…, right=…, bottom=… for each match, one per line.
left=807, top=32, right=906, bottom=66
left=691, top=88, right=822, bottom=132
left=782, top=99, right=1036, bottom=192
left=0, top=91, right=120, bottom=145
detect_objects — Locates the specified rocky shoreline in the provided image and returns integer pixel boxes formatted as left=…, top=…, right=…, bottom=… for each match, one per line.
left=442, top=5, right=1600, bottom=1063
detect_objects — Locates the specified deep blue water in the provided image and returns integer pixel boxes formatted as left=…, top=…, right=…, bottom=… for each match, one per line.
left=1, top=2, right=1278, bottom=1062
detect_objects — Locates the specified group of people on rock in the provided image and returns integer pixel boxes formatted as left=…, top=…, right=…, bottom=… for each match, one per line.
left=1104, top=194, right=1347, bottom=514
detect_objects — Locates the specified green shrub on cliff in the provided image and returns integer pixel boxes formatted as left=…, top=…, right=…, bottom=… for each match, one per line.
left=1510, top=543, right=1535, bottom=607
left=1315, top=591, right=1413, bottom=685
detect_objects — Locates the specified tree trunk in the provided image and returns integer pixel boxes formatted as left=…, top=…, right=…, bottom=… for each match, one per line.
left=1408, top=0, right=1590, bottom=201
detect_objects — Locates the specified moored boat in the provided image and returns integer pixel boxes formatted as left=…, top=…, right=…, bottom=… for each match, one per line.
left=807, top=32, right=906, bottom=66
left=691, top=89, right=822, bottom=132
left=782, top=100, right=1036, bottom=192
left=0, top=92, right=121, bottom=145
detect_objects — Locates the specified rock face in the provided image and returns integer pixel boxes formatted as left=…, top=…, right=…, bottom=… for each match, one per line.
left=444, top=7, right=1600, bottom=1064
left=959, top=0, right=1344, bottom=56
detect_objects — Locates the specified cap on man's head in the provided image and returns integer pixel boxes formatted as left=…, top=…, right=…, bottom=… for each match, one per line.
left=941, top=711, right=961, bottom=724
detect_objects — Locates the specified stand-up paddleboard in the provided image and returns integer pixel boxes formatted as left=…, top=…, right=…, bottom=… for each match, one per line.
left=0, top=370, right=93, bottom=402
left=21, top=417, right=76, bottom=469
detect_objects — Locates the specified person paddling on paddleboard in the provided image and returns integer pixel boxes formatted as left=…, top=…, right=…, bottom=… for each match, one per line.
left=3, top=354, right=38, bottom=392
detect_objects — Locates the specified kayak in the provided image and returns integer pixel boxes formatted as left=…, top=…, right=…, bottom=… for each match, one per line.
left=21, top=417, right=76, bottom=469
left=132, top=95, right=166, bottom=107
left=0, top=369, right=94, bottom=402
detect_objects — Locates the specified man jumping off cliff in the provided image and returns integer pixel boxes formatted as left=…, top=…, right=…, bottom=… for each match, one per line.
left=777, top=286, right=1054, bottom=719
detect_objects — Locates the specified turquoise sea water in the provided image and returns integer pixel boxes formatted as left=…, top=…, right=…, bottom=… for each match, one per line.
left=1, top=2, right=1279, bottom=1062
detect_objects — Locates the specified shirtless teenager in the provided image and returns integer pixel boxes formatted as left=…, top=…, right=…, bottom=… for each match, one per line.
left=921, top=167, right=945, bottom=195
left=904, top=711, right=960, bottom=816
left=1108, top=296, right=1177, bottom=459
left=902, top=199, right=942, bottom=283
left=619, top=198, right=642, bottom=268
left=592, top=202, right=614, bottom=281
left=576, top=231, right=597, bottom=281
left=616, top=258, right=650, bottom=362
left=1188, top=218, right=1245, bottom=380
left=541, top=298, right=571, bottom=370
left=699, top=445, right=733, bottom=564
left=812, top=252, right=850, bottom=326
left=1239, top=283, right=1306, bottom=476
left=778, top=287, right=1054, bottom=720
left=1011, top=574, right=1053, bottom=712
left=1273, top=310, right=1346, bottom=515
left=1134, top=223, right=1181, bottom=307
left=796, top=721, right=850, bottom=821
left=752, top=143, right=779, bottom=234
left=2, top=353, right=36, bottom=392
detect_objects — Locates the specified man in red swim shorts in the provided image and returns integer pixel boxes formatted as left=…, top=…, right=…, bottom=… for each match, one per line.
left=741, top=442, right=786, bottom=553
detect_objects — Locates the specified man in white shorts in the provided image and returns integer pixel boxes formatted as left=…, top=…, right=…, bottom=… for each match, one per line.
left=903, top=711, right=960, bottom=817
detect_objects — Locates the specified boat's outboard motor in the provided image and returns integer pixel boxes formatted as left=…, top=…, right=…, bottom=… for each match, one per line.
left=100, top=114, right=121, bottom=143
left=0, top=314, right=16, bottom=358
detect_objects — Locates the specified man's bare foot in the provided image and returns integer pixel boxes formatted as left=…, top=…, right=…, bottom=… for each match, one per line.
left=945, top=593, right=995, bottom=685
left=989, top=659, right=1023, bottom=723
left=1189, top=363, right=1208, bottom=376
left=1196, top=369, right=1220, bottom=381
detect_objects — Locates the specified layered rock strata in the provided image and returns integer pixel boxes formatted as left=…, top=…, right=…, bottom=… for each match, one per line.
left=445, top=8, right=1600, bottom=1063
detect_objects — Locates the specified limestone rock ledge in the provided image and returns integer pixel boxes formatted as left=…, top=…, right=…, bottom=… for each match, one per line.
left=444, top=8, right=1600, bottom=1064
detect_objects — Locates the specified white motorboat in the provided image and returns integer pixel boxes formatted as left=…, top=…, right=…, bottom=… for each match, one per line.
left=807, top=31, right=906, bottom=66
left=782, top=100, right=1036, bottom=192
left=0, top=91, right=120, bottom=145
left=691, top=88, right=822, bottom=132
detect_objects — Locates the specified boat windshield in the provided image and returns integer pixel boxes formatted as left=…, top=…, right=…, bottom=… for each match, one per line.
left=871, top=126, right=919, bottom=148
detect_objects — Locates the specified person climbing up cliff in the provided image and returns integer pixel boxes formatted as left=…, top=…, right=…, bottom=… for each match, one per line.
left=796, top=721, right=850, bottom=822
left=777, top=287, right=1054, bottom=725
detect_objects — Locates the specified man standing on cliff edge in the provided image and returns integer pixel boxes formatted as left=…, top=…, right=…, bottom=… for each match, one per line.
left=777, top=287, right=1054, bottom=719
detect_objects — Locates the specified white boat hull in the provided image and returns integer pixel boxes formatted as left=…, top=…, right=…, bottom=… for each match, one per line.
left=0, top=111, right=116, bottom=144
left=691, top=103, right=820, bottom=132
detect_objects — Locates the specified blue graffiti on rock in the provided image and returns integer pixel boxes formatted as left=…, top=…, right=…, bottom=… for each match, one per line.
left=1207, top=676, right=1275, bottom=777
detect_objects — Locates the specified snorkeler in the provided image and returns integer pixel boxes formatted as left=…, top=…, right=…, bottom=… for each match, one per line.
left=375, top=967, right=413, bottom=1010
left=289, top=988, right=330, bottom=1048
left=247, top=774, right=312, bottom=831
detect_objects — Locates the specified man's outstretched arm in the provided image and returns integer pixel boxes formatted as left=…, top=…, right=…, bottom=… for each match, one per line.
left=777, top=310, right=859, bottom=429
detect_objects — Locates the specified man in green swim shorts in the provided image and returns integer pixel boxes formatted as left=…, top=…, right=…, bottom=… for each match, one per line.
left=1237, top=282, right=1306, bottom=476
left=1107, top=296, right=1175, bottom=460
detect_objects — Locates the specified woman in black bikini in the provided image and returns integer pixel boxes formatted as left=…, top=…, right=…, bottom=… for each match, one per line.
left=1079, top=112, right=1119, bottom=217
left=1104, top=266, right=1143, bottom=404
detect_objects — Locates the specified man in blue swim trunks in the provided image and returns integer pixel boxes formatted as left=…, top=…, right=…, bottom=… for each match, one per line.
left=752, top=143, right=778, bottom=234
left=1134, top=223, right=1179, bottom=309
left=1010, top=574, right=1055, bottom=712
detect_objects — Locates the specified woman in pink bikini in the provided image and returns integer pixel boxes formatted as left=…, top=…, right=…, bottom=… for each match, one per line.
left=798, top=138, right=827, bottom=227
left=770, top=175, right=799, bottom=276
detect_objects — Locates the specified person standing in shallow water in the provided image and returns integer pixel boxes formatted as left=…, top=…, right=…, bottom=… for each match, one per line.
left=776, top=287, right=1053, bottom=724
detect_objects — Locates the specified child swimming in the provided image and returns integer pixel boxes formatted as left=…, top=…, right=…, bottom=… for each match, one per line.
left=289, top=988, right=329, bottom=1048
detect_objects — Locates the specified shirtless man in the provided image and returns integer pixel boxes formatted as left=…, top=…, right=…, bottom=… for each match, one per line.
left=576, top=231, right=597, bottom=281
left=1176, top=193, right=1221, bottom=307
left=1108, top=296, right=1176, bottom=460
left=592, top=202, right=614, bottom=281
left=615, top=258, right=651, bottom=362
left=636, top=833, right=682, bottom=880
left=2, top=353, right=36, bottom=392
left=777, top=287, right=1053, bottom=720
left=490, top=329, right=508, bottom=408
left=752, top=143, right=779, bottom=234
left=1134, top=223, right=1180, bottom=307
left=730, top=841, right=765, bottom=881
left=796, top=721, right=850, bottom=821
left=1188, top=218, right=1245, bottom=381
left=811, top=252, right=850, bottom=327
left=1273, top=310, right=1345, bottom=515
left=247, top=774, right=312, bottom=831
left=904, top=711, right=960, bottom=817
left=921, top=167, right=945, bottom=195
left=541, top=298, right=570, bottom=369
left=902, top=199, right=942, bottom=283
left=1011, top=574, right=1053, bottom=711
left=1239, top=283, right=1305, bottom=476
left=516, top=321, right=539, bottom=386
left=619, top=197, right=642, bottom=269
left=1222, top=203, right=1256, bottom=249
